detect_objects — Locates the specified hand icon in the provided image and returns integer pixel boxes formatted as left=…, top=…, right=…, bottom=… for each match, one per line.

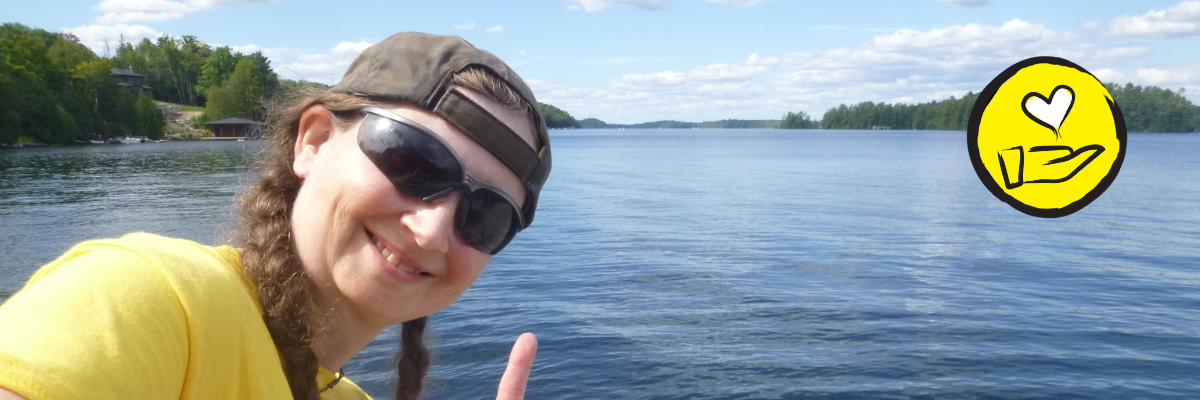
left=496, top=332, right=538, bottom=400
left=997, top=145, right=1105, bottom=190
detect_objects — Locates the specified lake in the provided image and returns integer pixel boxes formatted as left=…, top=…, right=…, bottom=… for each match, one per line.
left=1, top=130, right=1198, bottom=399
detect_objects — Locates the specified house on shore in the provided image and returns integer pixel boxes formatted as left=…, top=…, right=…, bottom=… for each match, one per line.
left=203, top=118, right=262, bottom=138
left=111, top=68, right=153, bottom=96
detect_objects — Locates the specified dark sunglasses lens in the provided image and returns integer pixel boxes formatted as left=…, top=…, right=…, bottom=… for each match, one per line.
left=359, top=114, right=462, bottom=198
left=458, top=189, right=521, bottom=254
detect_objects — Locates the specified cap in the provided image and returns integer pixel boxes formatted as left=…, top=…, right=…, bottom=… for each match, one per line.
left=332, top=32, right=551, bottom=227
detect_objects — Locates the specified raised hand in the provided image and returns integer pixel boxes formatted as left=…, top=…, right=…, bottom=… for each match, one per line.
left=496, top=332, right=538, bottom=400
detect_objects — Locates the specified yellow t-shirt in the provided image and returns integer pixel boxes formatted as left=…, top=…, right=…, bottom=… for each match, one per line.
left=0, top=233, right=372, bottom=400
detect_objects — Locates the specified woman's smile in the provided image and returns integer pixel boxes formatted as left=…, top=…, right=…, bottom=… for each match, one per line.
left=365, top=229, right=433, bottom=282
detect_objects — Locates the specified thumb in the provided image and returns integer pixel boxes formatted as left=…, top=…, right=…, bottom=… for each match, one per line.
left=496, top=332, right=538, bottom=400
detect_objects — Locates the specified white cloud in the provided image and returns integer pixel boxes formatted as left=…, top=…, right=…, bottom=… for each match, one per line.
left=933, top=0, right=989, bottom=6
left=532, top=19, right=1153, bottom=124
left=452, top=22, right=476, bottom=30
left=567, top=0, right=665, bottom=12
left=92, top=0, right=282, bottom=24
left=95, top=0, right=193, bottom=24
left=616, top=71, right=687, bottom=87
left=701, top=0, right=776, bottom=6
left=685, top=54, right=774, bottom=81
left=229, top=44, right=290, bottom=61
left=1105, top=1, right=1200, bottom=37
left=187, top=0, right=277, bottom=7
left=61, top=23, right=163, bottom=55
left=330, top=41, right=372, bottom=56
left=1135, top=64, right=1200, bottom=85
left=276, top=41, right=373, bottom=84
left=485, top=25, right=504, bottom=33
left=1092, top=68, right=1125, bottom=83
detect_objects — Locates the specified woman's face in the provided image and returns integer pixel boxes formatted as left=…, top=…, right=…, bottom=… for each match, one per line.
left=290, top=87, right=536, bottom=329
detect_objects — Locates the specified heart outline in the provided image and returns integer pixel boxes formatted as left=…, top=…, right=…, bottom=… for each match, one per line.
left=1021, top=84, right=1075, bottom=139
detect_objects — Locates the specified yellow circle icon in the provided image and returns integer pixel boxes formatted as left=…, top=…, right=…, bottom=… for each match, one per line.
left=968, top=57, right=1127, bottom=218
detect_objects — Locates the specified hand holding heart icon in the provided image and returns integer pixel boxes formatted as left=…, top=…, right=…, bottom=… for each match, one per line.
left=1022, top=85, right=1075, bottom=138
left=968, top=56, right=1125, bottom=218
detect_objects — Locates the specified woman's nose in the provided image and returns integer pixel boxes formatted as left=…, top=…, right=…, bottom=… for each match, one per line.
left=401, top=194, right=459, bottom=254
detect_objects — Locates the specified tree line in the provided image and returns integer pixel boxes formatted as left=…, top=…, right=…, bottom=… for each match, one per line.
left=817, top=92, right=980, bottom=130
left=5, top=20, right=1196, bottom=145
left=1, top=23, right=164, bottom=144
left=1106, top=83, right=1200, bottom=133
left=540, top=103, right=579, bottom=129
left=1, top=21, right=572, bottom=144
left=560, top=84, right=1198, bottom=132
left=0, top=22, right=342, bottom=144
left=109, top=33, right=282, bottom=124
left=572, top=118, right=782, bottom=129
left=801, top=85, right=1198, bottom=132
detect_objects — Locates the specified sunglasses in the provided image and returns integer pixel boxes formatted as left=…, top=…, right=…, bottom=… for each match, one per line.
left=356, top=106, right=525, bottom=255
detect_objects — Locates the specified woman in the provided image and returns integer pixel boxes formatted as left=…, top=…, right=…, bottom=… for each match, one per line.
left=0, top=32, right=551, bottom=400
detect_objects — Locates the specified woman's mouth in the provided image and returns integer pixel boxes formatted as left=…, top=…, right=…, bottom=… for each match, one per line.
left=368, top=231, right=432, bottom=276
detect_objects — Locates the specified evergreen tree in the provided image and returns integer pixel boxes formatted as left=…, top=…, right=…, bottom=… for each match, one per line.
left=247, top=51, right=280, bottom=96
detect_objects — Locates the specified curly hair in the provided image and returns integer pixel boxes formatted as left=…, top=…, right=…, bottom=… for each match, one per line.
left=234, top=67, right=534, bottom=400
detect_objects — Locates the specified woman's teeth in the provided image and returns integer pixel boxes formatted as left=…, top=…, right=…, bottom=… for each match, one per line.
left=374, top=238, right=423, bottom=275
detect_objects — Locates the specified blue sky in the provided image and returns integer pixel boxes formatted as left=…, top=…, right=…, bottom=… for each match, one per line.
left=6, top=0, right=1200, bottom=123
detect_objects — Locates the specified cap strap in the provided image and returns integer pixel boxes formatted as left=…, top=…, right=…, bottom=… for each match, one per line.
left=434, top=89, right=540, bottom=182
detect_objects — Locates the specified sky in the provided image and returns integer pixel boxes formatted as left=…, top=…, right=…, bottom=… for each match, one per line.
left=5, top=0, right=1200, bottom=124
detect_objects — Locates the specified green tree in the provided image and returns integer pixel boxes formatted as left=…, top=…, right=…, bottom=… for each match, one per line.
left=539, top=102, right=579, bottom=129
left=278, top=78, right=331, bottom=95
left=780, top=111, right=818, bottom=129
left=0, top=27, right=80, bottom=144
left=47, top=35, right=94, bottom=75
left=134, top=91, right=165, bottom=139
left=76, top=58, right=137, bottom=137
left=578, top=118, right=606, bottom=128
left=203, top=57, right=265, bottom=121
left=195, top=46, right=240, bottom=98
left=1106, top=83, right=1200, bottom=132
left=0, top=23, right=170, bottom=144
left=820, top=92, right=978, bottom=130
left=247, top=51, right=280, bottom=96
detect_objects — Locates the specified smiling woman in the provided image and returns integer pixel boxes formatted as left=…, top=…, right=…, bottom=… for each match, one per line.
left=0, top=32, right=552, bottom=400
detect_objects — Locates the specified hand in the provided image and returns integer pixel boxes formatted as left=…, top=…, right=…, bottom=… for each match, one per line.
left=496, top=332, right=538, bottom=400
left=997, top=144, right=1105, bottom=189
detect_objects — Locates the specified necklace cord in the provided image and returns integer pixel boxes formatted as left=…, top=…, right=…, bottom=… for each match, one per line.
left=318, top=368, right=345, bottom=394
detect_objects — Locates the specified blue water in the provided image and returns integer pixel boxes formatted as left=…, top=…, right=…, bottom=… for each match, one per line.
left=1, top=130, right=1198, bottom=399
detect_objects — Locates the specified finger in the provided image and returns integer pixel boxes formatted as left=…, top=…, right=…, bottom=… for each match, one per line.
left=496, top=332, right=538, bottom=400
left=1028, top=147, right=1102, bottom=183
left=1025, top=149, right=1071, bottom=166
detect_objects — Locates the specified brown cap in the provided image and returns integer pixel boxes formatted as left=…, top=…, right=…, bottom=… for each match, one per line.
left=332, top=32, right=551, bottom=227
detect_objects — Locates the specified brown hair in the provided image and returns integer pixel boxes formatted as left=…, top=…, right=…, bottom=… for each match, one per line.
left=234, top=66, right=534, bottom=400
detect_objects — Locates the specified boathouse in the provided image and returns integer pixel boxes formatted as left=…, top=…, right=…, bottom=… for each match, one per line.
left=203, top=118, right=262, bottom=138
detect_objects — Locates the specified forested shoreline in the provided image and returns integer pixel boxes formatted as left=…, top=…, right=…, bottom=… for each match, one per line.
left=3, top=21, right=1198, bottom=145
left=0, top=22, right=320, bottom=145
left=555, top=85, right=1198, bottom=132
left=813, top=85, right=1200, bottom=132
left=1, top=24, right=166, bottom=144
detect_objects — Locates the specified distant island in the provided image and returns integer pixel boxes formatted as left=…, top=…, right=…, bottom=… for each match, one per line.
left=542, top=84, right=1200, bottom=133
left=577, top=118, right=783, bottom=129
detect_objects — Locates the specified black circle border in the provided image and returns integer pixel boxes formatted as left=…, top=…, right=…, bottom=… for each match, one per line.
left=967, top=56, right=1128, bottom=219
